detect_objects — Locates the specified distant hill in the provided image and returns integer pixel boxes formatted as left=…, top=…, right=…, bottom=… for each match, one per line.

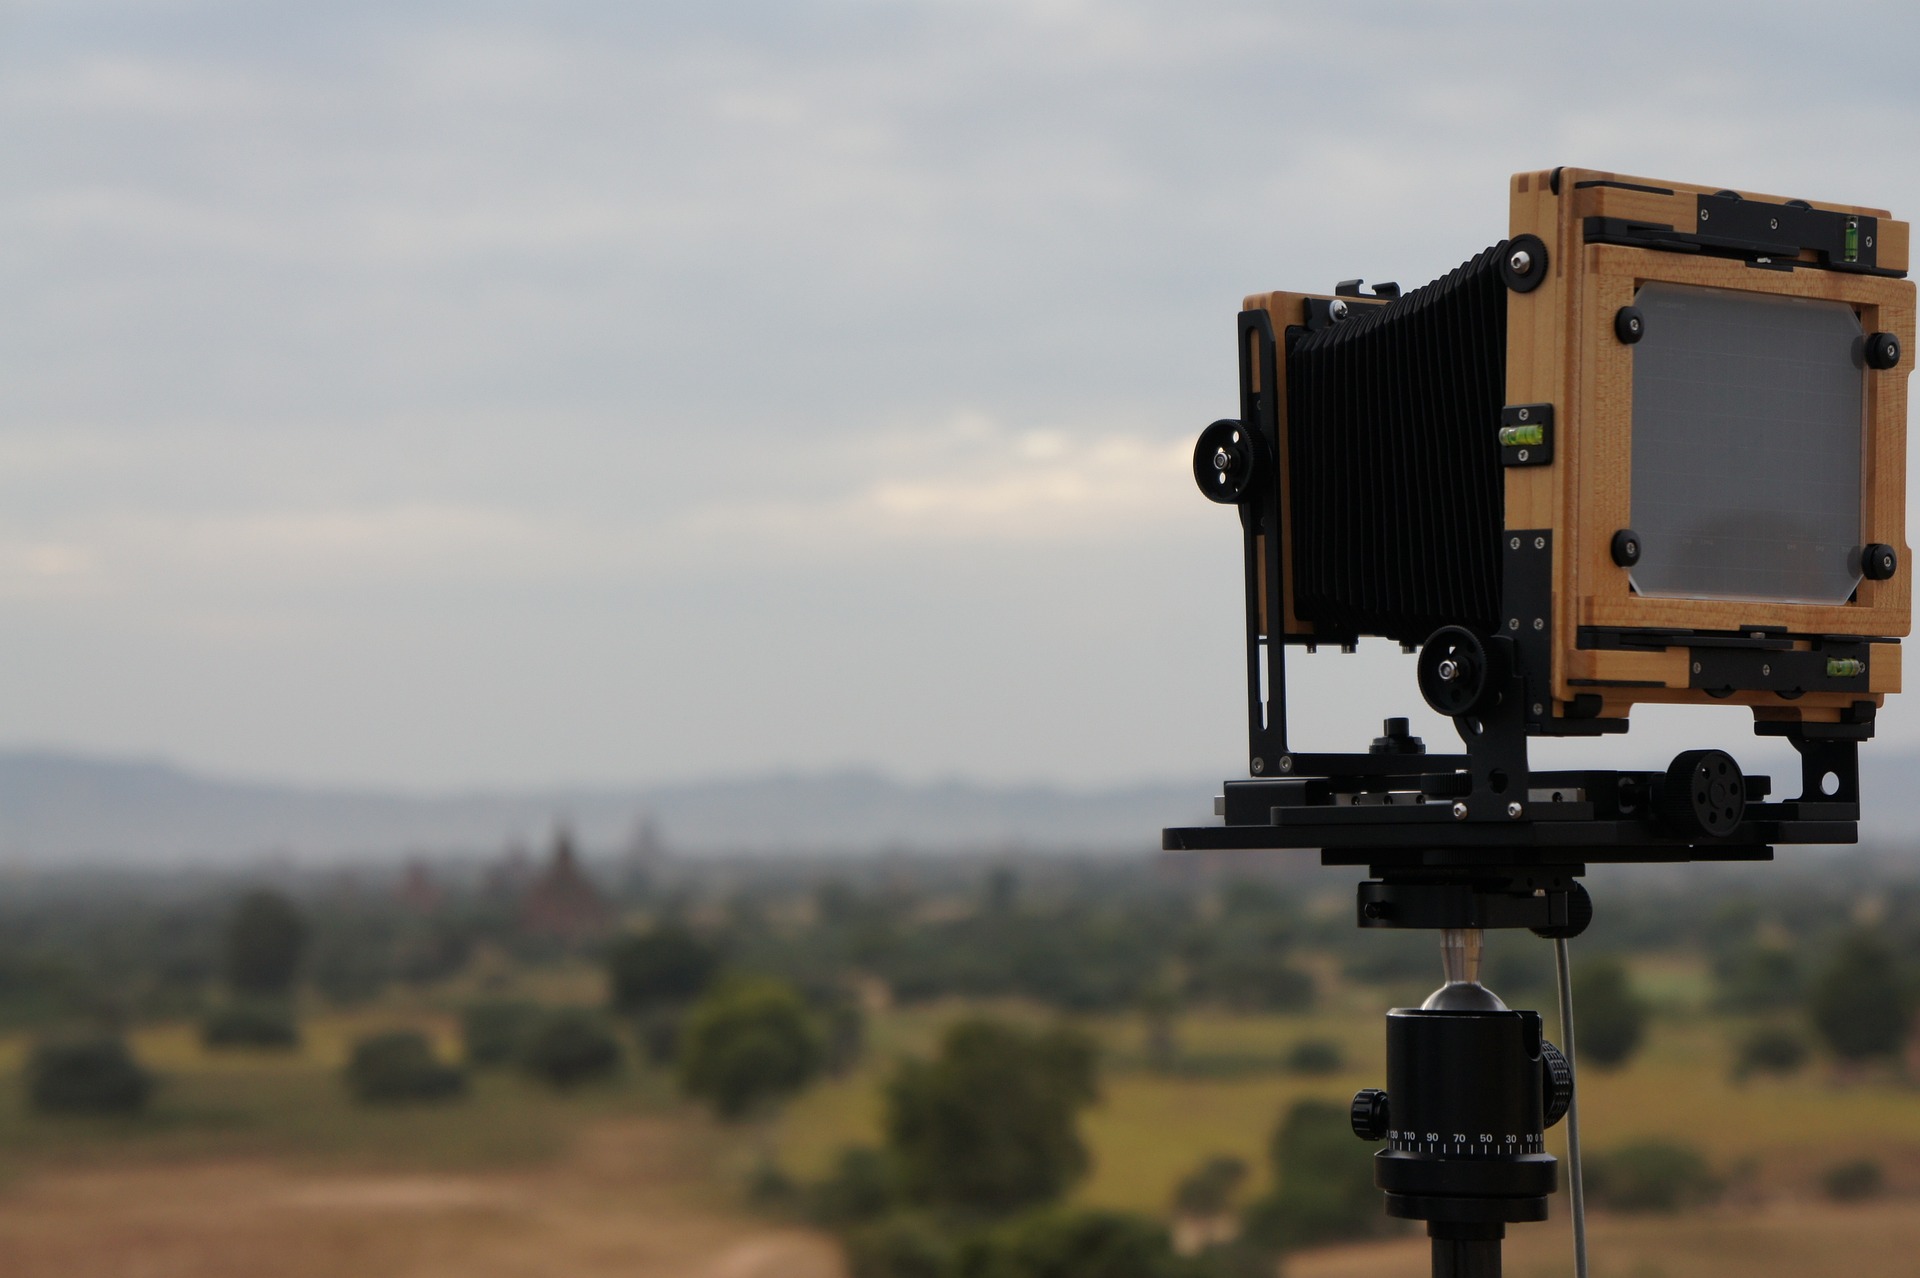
left=0, top=743, right=1911, bottom=867
left=0, top=751, right=1219, bottom=865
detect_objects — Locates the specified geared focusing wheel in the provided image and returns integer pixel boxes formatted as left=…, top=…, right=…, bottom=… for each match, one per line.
left=1192, top=419, right=1268, bottom=504
left=1660, top=748, right=1746, bottom=839
left=1416, top=626, right=1496, bottom=717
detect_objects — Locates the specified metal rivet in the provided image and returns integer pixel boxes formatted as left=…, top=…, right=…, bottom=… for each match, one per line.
left=1279, top=755, right=1293, bottom=773
left=1251, top=757, right=1265, bottom=775
left=1451, top=801, right=1469, bottom=820
left=1507, top=801, right=1524, bottom=819
left=1534, top=536, right=1546, bottom=550
left=1509, top=249, right=1533, bottom=275
left=1329, top=299, right=1349, bottom=321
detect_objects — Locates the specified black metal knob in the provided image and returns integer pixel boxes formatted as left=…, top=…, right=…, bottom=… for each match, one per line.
left=1351, top=1088, right=1390, bottom=1142
left=1192, top=419, right=1268, bottom=505
left=1529, top=881, right=1594, bottom=941
left=1614, top=306, right=1645, bottom=344
left=1867, top=331, right=1901, bottom=370
left=1540, top=1041, right=1573, bottom=1129
left=1611, top=528, right=1642, bottom=567
left=1863, top=543, right=1898, bottom=581
left=1659, top=748, right=1745, bottom=839
left=1416, top=626, right=1496, bottom=718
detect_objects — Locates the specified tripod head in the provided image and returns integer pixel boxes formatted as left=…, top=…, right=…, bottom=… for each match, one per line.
left=1166, top=167, right=1915, bottom=1276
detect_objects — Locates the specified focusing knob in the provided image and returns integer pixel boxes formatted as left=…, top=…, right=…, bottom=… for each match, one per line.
left=1540, top=1041, right=1573, bottom=1129
left=1863, top=543, right=1898, bottom=581
left=1192, top=419, right=1269, bottom=504
left=1659, top=748, right=1745, bottom=839
left=1416, top=626, right=1497, bottom=718
left=1350, top=1088, right=1390, bottom=1142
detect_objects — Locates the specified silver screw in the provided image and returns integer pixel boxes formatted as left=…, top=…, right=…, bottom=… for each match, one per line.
left=1691, top=661, right=1702, bottom=674
left=1436, top=659, right=1460, bottom=681
left=1762, top=663, right=1771, bottom=677
left=1251, top=757, right=1265, bottom=775
left=1329, top=298, right=1349, bottom=321
left=1868, top=235, right=1876, bottom=248
left=1509, top=249, right=1533, bottom=275
left=1279, top=755, right=1293, bottom=773
left=1508, top=618, right=1520, bottom=631
left=1700, top=209, right=1710, bottom=221
left=1769, top=217, right=1779, bottom=230
left=1532, top=703, right=1545, bottom=716
left=1451, top=801, right=1469, bottom=820
left=1625, top=540, right=1638, bottom=558
left=1213, top=448, right=1231, bottom=471
left=1534, top=536, right=1546, bottom=550
left=1533, top=618, right=1545, bottom=631
left=1518, top=407, right=1530, bottom=422
left=1517, top=448, right=1530, bottom=461
left=1510, top=537, right=1522, bottom=550
left=1507, top=801, right=1524, bottom=819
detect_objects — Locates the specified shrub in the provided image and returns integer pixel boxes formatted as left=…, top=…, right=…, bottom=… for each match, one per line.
left=201, top=1001, right=300, bottom=1051
left=344, top=1030, right=467, bottom=1104
left=1284, top=1038, right=1343, bottom=1075
left=26, top=1035, right=155, bottom=1115
left=1810, top=931, right=1913, bottom=1061
left=1821, top=1158, right=1884, bottom=1202
left=1571, top=957, right=1648, bottom=1070
left=843, top=1213, right=954, bottom=1278
left=224, top=890, right=308, bottom=998
left=809, top=1145, right=898, bottom=1226
left=681, top=979, right=823, bottom=1120
left=1584, top=1140, right=1721, bottom=1213
left=606, top=925, right=722, bottom=1014
left=460, top=999, right=539, bottom=1068
left=635, top=1006, right=683, bottom=1066
left=1171, top=1155, right=1247, bottom=1217
left=1731, top=1025, right=1808, bottom=1081
left=955, top=1208, right=1196, bottom=1278
left=885, top=1019, right=1097, bottom=1215
left=1240, top=1098, right=1384, bottom=1252
left=520, top=1008, right=623, bottom=1089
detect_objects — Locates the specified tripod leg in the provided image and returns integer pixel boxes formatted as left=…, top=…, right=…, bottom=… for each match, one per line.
left=1430, top=1222, right=1503, bottom=1278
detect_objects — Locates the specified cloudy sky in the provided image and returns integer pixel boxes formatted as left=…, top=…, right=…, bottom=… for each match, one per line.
left=1, top=1, right=1917, bottom=792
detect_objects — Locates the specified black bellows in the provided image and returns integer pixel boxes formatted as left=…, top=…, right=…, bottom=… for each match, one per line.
left=1284, top=243, right=1509, bottom=645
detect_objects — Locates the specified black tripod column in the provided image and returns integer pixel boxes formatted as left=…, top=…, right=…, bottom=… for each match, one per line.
left=1430, top=1222, right=1503, bottom=1278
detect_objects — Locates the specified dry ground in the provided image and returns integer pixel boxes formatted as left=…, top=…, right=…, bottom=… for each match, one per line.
left=0, top=1118, right=845, bottom=1278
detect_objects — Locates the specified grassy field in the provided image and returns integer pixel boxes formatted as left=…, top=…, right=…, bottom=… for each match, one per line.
left=4, top=958, right=1920, bottom=1275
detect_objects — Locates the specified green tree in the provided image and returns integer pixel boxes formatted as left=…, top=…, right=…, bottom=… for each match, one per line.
left=956, top=1209, right=1196, bottom=1278
left=26, top=1035, right=154, bottom=1115
left=679, top=978, right=823, bottom=1120
left=224, top=890, right=308, bottom=998
left=1241, top=1098, right=1383, bottom=1252
left=1810, top=930, right=1914, bottom=1061
left=343, top=1030, right=467, bottom=1104
left=520, top=1008, right=624, bottom=1089
left=607, top=925, right=722, bottom=1014
left=885, top=1018, right=1098, bottom=1217
left=1572, top=956, right=1648, bottom=1070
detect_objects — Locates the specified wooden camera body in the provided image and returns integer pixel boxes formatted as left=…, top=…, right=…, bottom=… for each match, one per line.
left=1176, top=168, right=1913, bottom=859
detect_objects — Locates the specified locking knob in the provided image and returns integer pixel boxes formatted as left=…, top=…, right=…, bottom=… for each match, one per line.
left=1540, top=1041, right=1574, bottom=1129
left=1350, top=1088, right=1391, bottom=1142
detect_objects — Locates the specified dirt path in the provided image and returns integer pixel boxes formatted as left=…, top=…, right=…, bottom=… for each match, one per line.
left=0, top=1120, right=846, bottom=1278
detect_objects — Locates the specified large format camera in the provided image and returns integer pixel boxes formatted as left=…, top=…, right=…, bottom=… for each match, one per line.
left=1168, top=168, right=1913, bottom=1276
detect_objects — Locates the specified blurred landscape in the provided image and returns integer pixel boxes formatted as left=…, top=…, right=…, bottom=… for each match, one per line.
left=5, top=787, right=1920, bottom=1277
